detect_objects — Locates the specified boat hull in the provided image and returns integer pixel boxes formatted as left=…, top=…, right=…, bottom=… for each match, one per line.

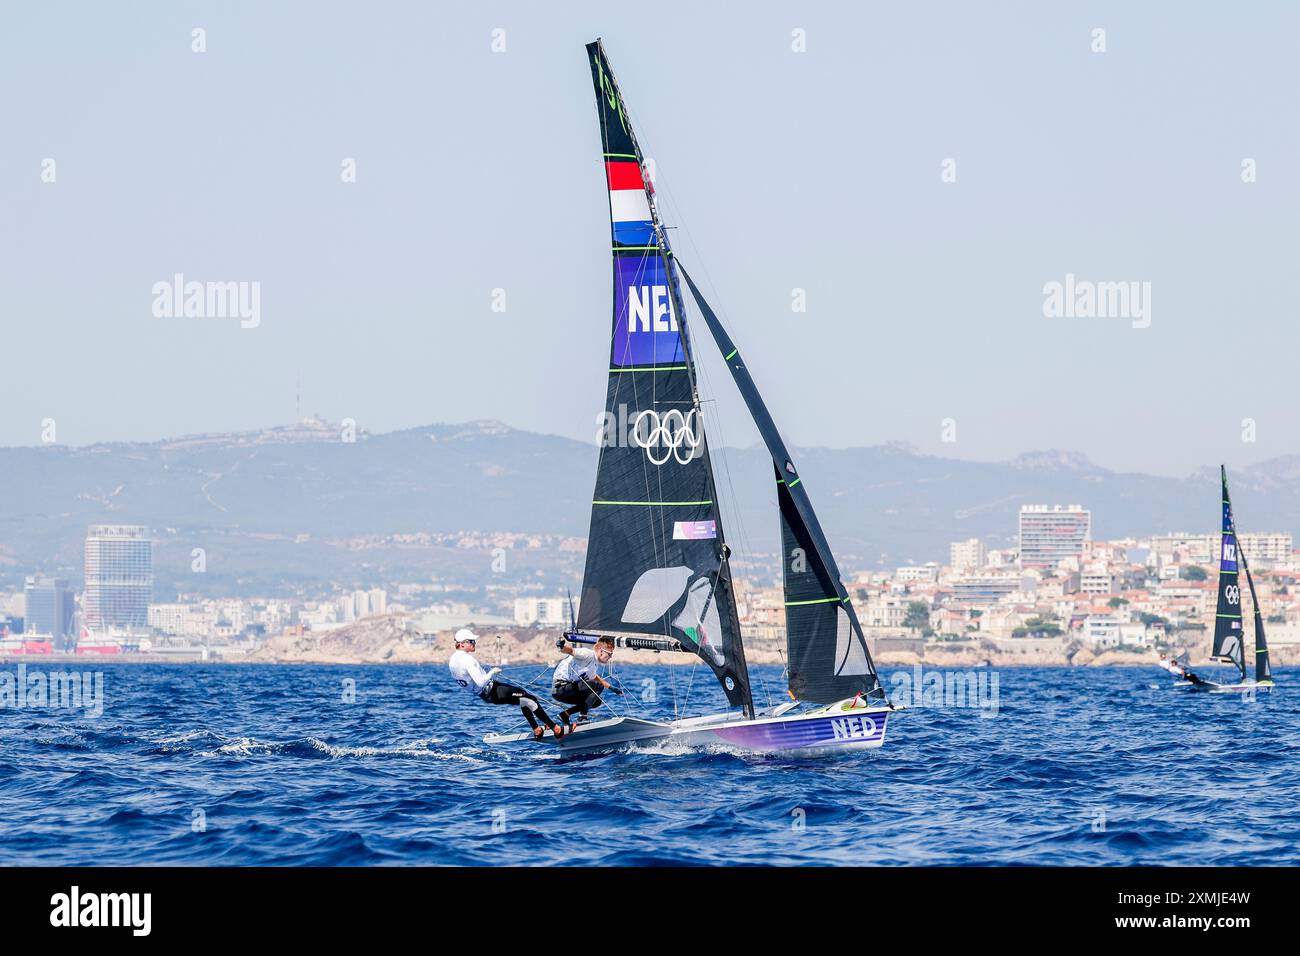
left=667, top=706, right=888, bottom=755
left=483, top=702, right=891, bottom=757
left=1187, top=680, right=1274, bottom=694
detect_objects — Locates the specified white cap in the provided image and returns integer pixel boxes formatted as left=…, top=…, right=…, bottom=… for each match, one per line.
left=454, top=628, right=479, bottom=644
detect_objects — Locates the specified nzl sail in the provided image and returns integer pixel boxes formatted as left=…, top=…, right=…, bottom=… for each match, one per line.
left=680, top=268, right=885, bottom=705
left=1213, top=466, right=1272, bottom=684
left=577, top=40, right=753, bottom=715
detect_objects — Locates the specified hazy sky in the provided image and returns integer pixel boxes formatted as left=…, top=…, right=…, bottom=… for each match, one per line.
left=2, top=2, right=1297, bottom=476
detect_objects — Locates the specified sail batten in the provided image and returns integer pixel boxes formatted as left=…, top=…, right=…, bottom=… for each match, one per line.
left=578, top=40, right=753, bottom=715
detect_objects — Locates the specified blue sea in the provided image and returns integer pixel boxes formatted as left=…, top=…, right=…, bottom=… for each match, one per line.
left=0, top=663, right=1295, bottom=866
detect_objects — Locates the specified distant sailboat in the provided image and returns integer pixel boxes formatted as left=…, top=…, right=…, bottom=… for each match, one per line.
left=485, top=40, right=894, bottom=755
left=1167, top=466, right=1274, bottom=693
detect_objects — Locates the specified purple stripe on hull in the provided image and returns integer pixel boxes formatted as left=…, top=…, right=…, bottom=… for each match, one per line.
left=711, top=711, right=888, bottom=750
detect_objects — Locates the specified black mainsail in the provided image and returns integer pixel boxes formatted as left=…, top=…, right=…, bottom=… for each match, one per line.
left=680, top=267, right=886, bottom=705
left=1213, top=466, right=1272, bottom=684
left=577, top=40, right=753, bottom=714
left=1212, top=467, right=1246, bottom=678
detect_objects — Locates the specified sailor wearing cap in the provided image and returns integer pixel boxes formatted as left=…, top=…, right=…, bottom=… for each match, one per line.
left=448, top=628, right=564, bottom=740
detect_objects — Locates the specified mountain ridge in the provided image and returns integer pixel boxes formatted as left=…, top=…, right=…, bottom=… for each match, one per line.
left=4, top=419, right=1298, bottom=598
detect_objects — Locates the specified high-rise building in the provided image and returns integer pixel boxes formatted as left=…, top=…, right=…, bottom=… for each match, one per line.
left=23, top=575, right=75, bottom=650
left=1018, top=505, right=1091, bottom=571
left=949, top=538, right=986, bottom=570
left=84, top=525, right=153, bottom=631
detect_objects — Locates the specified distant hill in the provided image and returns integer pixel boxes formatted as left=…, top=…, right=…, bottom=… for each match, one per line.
left=3, top=418, right=1299, bottom=598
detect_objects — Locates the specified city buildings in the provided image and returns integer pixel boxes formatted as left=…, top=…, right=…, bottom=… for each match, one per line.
left=337, top=588, right=388, bottom=623
left=83, top=525, right=153, bottom=631
left=4, top=495, right=1299, bottom=661
left=1241, top=532, right=1294, bottom=564
left=1149, top=531, right=1292, bottom=570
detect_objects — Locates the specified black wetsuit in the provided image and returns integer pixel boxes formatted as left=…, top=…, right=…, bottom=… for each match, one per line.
left=482, top=681, right=555, bottom=731
left=553, top=677, right=605, bottom=723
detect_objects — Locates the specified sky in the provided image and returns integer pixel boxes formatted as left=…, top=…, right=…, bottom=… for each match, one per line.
left=1, top=1, right=1297, bottom=476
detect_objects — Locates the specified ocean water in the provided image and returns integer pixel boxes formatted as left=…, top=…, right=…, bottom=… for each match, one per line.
left=0, top=662, right=1295, bottom=866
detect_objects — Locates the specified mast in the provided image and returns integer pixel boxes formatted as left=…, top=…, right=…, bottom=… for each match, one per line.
left=581, top=40, right=753, bottom=717
left=679, top=265, right=887, bottom=705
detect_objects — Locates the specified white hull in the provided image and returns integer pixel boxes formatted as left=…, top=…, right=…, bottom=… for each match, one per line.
left=484, top=699, right=892, bottom=757
left=1188, top=680, right=1274, bottom=694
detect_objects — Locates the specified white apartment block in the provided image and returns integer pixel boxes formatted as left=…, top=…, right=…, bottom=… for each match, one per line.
left=1083, top=614, right=1149, bottom=649
left=336, top=588, right=388, bottom=622
left=514, top=597, right=577, bottom=627
left=1239, top=532, right=1293, bottom=564
left=1151, top=531, right=1292, bottom=567
left=949, top=538, right=986, bottom=570
left=1150, top=533, right=1216, bottom=565
left=949, top=575, right=1022, bottom=604
left=1079, top=568, right=1115, bottom=595
left=895, top=565, right=938, bottom=584
left=861, top=595, right=909, bottom=628
left=148, top=604, right=189, bottom=635
left=147, top=603, right=217, bottom=638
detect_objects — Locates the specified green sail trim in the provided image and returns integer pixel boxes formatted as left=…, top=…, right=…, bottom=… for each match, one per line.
left=608, top=365, right=689, bottom=372
left=592, top=499, right=714, bottom=507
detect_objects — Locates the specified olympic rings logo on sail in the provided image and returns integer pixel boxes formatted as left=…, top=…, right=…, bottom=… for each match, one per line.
left=1224, top=584, right=1240, bottom=605
left=632, top=408, right=703, bottom=465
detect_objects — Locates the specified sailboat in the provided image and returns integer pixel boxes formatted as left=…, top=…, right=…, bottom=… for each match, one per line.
left=484, top=40, right=895, bottom=756
left=1169, top=466, right=1274, bottom=693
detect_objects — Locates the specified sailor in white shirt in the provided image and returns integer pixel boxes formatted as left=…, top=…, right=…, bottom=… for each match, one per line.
left=448, top=629, right=563, bottom=739
left=552, top=635, right=621, bottom=729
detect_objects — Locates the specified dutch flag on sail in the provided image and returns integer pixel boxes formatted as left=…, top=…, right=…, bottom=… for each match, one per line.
left=606, top=161, right=655, bottom=247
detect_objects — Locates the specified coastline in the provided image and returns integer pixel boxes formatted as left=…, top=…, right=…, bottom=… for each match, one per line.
left=10, top=616, right=1293, bottom=669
